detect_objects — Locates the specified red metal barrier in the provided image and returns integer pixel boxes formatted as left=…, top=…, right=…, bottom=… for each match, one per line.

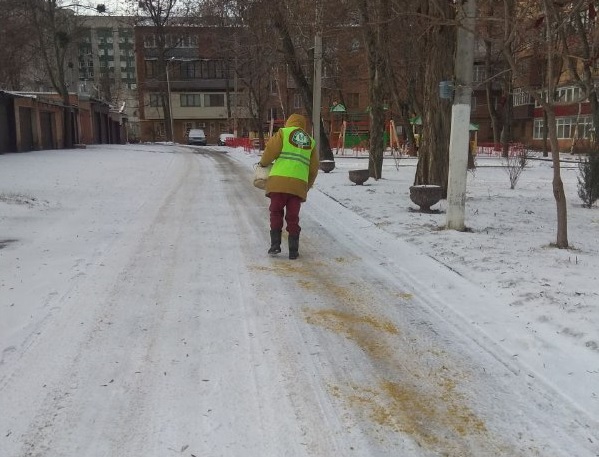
left=476, top=142, right=526, bottom=157
left=225, top=137, right=255, bottom=152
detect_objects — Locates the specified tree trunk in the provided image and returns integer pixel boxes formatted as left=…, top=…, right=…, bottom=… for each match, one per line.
left=542, top=0, right=568, bottom=248
left=156, top=50, right=173, bottom=142
left=356, top=0, right=388, bottom=180
left=501, top=88, right=513, bottom=158
left=542, top=112, right=549, bottom=157
left=414, top=1, right=455, bottom=196
left=368, top=92, right=385, bottom=180
left=271, top=8, right=333, bottom=161
left=545, top=109, right=568, bottom=247
left=63, top=100, right=74, bottom=148
left=590, top=94, right=599, bottom=148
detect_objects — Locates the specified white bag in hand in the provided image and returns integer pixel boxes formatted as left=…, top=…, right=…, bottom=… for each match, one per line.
left=253, top=163, right=272, bottom=189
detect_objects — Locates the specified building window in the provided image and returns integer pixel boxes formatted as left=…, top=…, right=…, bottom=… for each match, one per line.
left=154, top=122, right=165, bottom=137
left=180, top=94, right=202, bottom=107
left=293, top=93, right=302, bottom=109
left=149, top=94, right=161, bottom=107
left=556, top=117, right=573, bottom=138
left=534, top=116, right=593, bottom=139
left=214, top=60, right=225, bottom=79
left=533, top=119, right=544, bottom=139
left=145, top=60, right=157, bottom=78
left=200, top=60, right=225, bottom=79
left=472, top=64, right=486, bottom=83
left=536, top=86, right=585, bottom=106
left=579, top=116, right=594, bottom=138
left=555, top=86, right=583, bottom=103
left=204, top=93, right=225, bottom=107
left=183, top=61, right=200, bottom=79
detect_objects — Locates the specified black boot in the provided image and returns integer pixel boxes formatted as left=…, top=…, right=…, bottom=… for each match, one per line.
left=268, top=230, right=282, bottom=255
left=288, top=234, right=299, bottom=260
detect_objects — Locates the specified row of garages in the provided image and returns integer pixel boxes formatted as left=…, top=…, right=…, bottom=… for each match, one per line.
left=0, top=91, right=127, bottom=154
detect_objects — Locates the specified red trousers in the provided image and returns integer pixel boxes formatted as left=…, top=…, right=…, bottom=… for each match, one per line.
left=269, top=192, right=302, bottom=236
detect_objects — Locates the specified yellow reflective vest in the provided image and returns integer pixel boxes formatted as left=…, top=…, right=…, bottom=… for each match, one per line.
left=269, top=127, right=315, bottom=183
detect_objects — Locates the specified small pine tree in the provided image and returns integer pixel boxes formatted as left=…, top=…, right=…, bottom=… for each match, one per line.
left=577, top=152, right=599, bottom=208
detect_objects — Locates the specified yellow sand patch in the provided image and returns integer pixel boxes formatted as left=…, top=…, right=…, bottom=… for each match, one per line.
left=305, top=308, right=398, bottom=360
left=333, top=380, right=488, bottom=453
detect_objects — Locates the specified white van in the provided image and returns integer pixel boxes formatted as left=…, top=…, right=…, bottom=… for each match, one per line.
left=187, top=129, right=207, bottom=146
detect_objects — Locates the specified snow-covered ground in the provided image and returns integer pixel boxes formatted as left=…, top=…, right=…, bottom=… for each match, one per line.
left=0, top=143, right=597, bottom=456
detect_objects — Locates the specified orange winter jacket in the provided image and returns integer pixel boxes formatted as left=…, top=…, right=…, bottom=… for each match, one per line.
left=259, top=114, right=319, bottom=202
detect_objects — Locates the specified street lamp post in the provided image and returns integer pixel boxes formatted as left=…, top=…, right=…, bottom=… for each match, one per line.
left=166, top=57, right=175, bottom=142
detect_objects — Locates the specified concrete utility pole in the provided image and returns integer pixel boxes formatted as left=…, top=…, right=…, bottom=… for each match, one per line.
left=312, top=31, right=322, bottom=156
left=166, top=57, right=175, bottom=143
left=233, top=48, right=238, bottom=137
left=446, top=0, right=476, bottom=231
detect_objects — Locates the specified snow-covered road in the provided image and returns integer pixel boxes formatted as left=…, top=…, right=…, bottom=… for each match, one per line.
left=1, top=145, right=597, bottom=456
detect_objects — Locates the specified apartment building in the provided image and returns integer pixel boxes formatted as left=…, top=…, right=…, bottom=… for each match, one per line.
left=134, top=25, right=256, bottom=144
left=78, top=16, right=140, bottom=141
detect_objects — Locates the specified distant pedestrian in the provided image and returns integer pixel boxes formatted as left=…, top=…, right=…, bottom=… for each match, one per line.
left=258, top=114, right=319, bottom=259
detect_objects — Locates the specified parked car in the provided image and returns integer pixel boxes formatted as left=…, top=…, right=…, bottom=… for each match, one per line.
left=218, top=133, right=235, bottom=146
left=188, top=129, right=207, bottom=146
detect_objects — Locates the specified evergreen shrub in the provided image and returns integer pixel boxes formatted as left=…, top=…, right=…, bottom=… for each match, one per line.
left=577, top=152, right=599, bottom=208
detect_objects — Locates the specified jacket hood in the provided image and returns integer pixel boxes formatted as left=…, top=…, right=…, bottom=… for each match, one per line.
left=285, top=114, right=307, bottom=130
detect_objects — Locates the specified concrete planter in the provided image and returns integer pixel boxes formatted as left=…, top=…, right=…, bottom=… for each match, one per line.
left=348, top=169, right=370, bottom=185
left=319, top=160, right=336, bottom=173
left=409, top=185, right=442, bottom=212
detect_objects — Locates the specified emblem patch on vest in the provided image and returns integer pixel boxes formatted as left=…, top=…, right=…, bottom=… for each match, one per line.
left=289, top=129, right=312, bottom=149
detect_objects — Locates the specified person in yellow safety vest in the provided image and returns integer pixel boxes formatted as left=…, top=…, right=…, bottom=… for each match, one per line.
left=258, top=114, right=319, bottom=259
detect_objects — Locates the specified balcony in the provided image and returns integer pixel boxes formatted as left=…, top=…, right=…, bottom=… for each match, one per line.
left=144, top=78, right=235, bottom=91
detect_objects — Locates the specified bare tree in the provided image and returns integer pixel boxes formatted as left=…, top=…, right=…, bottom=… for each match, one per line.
left=412, top=0, right=456, bottom=197
left=354, top=0, right=390, bottom=180
left=135, top=0, right=183, bottom=142
left=236, top=35, right=278, bottom=148
left=478, top=1, right=515, bottom=157
left=382, top=1, right=422, bottom=155
left=0, top=0, right=36, bottom=90
left=195, top=0, right=337, bottom=159
left=25, top=0, right=104, bottom=147
left=269, top=1, right=336, bottom=160
left=559, top=0, right=599, bottom=148
left=498, top=0, right=569, bottom=247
